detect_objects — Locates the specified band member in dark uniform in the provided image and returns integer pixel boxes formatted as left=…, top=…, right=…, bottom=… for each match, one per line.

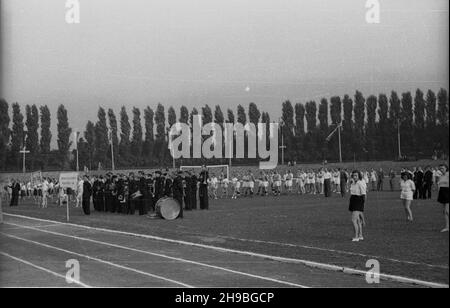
left=128, top=173, right=138, bottom=215
left=117, top=174, right=129, bottom=214
left=184, top=171, right=192, bottom=211
left=82, top=175, right=92, bottom=215
left=199, top=165, right=209, bottom=210
left=154, top=171, right=164, bottom=203
left=109, top=175, right=118, bottom=213
left=190, top=172, right=198, bottom=210
left=163, top=172, right=173, bottom=197
left=92, top=176, right=105, bottom=211
left=104, top=174, right=113, bottom=212
left=339, top=168, right=348, bottom=198
left=172, top=171, right=184, bottom=219
left=138, top=171, right=147, bottom=215
left=10, top=180, right=20, bottom=206
left=144, top=173, right=154, bottom=213
left=92, top=176, right=99, bottom=210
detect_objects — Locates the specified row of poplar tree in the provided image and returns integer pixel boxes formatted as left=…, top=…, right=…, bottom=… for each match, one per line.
left=0, top=88, right=448, bottom=172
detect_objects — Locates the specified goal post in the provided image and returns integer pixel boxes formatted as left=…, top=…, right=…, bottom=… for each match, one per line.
left=180, top=164, right=230, bottom=180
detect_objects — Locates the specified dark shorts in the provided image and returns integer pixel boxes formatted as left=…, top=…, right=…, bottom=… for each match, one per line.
left=349, top=195, right=365, bottom=212
left=438, top=187, right=449, bottom=204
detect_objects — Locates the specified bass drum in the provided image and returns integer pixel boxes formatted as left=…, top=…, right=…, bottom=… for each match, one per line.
left=155, top=197, right=181, bottom=220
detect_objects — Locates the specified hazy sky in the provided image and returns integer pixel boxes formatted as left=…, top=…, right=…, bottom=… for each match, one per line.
left=1, top=0, right=448, bottom=145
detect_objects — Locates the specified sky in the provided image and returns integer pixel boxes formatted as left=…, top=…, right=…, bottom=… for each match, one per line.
left=1, top=0, right=449, bottom=147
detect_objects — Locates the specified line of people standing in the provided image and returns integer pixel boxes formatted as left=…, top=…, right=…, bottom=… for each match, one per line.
left=78, top=166, right=210, bottom=218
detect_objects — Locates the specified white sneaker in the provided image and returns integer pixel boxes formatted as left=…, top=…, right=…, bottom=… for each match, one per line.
left=358, top=236, right=364, bottom=241
left=441, top=228, right=449, bottom=233
left=352, top=238, right=360, bottom=242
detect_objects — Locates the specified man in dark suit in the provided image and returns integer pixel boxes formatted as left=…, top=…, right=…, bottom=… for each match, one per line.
left=416, top=167, right=425, bottom=199
left=143, top=173, right=154, bottom=213
left=104, top=173, right=112, bottom=212
left=377, top=168, right=384, bottom=191
left=92, top=176, right=102, bottom=211
left=424, top=166, right=433, bottom=199
left=183, top=171, right=192, bottom=211
left=172, top=171, right=184, bottom=219
left=413, top=167, right=424, bottom=200
left=199, top=165, right=209, bottom=210
left=137, top=171, right=147, bottom=215
left=339, top=168, right=348, bottom=197
left=154, top=171, right=164, bottom=203
left=82, top=175, right=92, bottom=215
left=117, top=174, right=129, bottom=214
left=190, top=172, right=198, bottom=210
left=10, top=180, right=20, bottom=206
left=163, top=172, right=173, bottom=197
left=128, top=173, right=138, bottom=215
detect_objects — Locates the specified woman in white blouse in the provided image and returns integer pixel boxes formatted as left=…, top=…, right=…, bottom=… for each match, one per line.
left=437, top=164, right=449, bottom=232
left=349, top=171, right=367, bottom=242
left=400, top=172, right=416, bottom=222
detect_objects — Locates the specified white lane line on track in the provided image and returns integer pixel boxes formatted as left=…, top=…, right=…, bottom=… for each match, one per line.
left=145, top=224, right=449, bottom=270
left=5, top=212, right=447, bottom=270
left=215, top=235, right=449, bottom=270
left=4, top=222, right=309, bottom=288
left=0, top=251, right=91, bottom=288
left=4, top=213, right=449, bottom=288
left=0, top=232, right=194, bottom=288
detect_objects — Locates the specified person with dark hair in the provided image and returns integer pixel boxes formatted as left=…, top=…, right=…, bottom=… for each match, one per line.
left=144, top=173, right=154, bottom=213
left=400, top=172, right=416, bottom=222
left=424, top=166, right=434, bottom=199
left=82, top=175, right=92, bottom=215
left=109, top=175, right=118, bottom=213
left=323, top=168, right=332, bottom=197
left=104, top=174, right=113, bottom=212
left=416, top=167, right=425, bottom=199
left=9, top=180, right=20, bottom=207
left=172, top=171, right=184, bottom=219
left=389, top=169, right=396, bottom=191
left=128, top=173, right=138, bottom=215
left=92, top=176, right=100, bottom=211
left=437, top=164, right=449, bottom=233
left=190, top=172, right=198, bottom=210
left=163, top=172, right=173, bottom=197
left=117, top=174, right=129, bottom=214
left=154, top=171, right=164, bottom=203
left=349, top=170, right=367, bottom=242
left=339, top=168, right=348, bottom=198
left=199, top=165, right=209, bottom=210
left=377, top=168, right=384, bottom=191
left=183, top=171, right=192, bottom=211
left=138, top=172, right=147, bottom=215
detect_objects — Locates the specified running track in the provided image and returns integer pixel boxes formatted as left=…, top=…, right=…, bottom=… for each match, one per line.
left=0, top=215, right=443, bottom=288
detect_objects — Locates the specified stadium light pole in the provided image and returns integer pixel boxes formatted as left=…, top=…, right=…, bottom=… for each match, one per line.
left=20, top=146, right=30, bottom=173
left=75, top=131, right=80, bottom=172
left=20, top=131, right=29, bottom=173
left=325, top=122, right=342, bottom=163
left=279, top=118, right=286, bottom=166
left=108, top=130, right=115, bottom=171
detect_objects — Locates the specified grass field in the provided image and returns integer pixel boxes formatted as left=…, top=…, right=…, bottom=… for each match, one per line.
left=1, top=187, right=448, bottom=288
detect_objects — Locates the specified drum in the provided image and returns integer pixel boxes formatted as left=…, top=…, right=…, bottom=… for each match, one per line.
left=155, top=197, right=180, bottom=220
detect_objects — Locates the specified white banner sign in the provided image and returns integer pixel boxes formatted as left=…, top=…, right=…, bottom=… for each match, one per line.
left=59, top=172, right=78, bottom=190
